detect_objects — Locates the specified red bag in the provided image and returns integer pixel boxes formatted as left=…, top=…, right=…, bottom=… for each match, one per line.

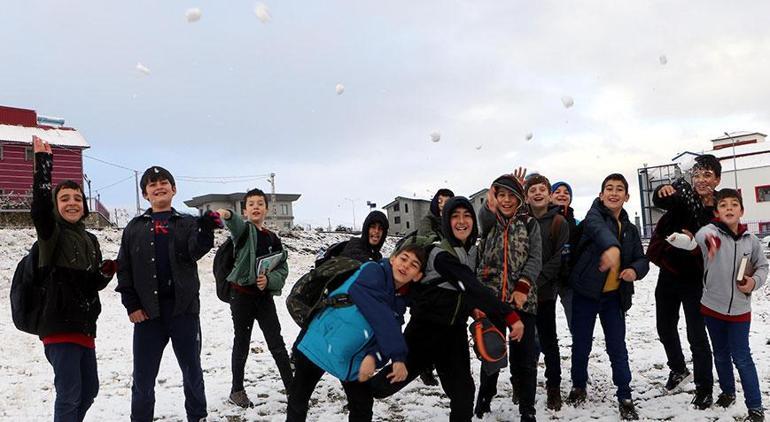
left=469, top=310, right=508, bottom=374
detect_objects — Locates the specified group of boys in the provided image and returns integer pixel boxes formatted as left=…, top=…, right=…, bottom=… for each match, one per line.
left=111, top=159, right=766, bottom=422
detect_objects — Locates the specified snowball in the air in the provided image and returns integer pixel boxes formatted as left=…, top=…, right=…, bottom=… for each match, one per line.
left=136, top=62, right=151, bottom=75
left=254, top=3, right=271, bottom=23
left=561, top=96, right=574, bottom=108
left=430, top=131, right=441, bottom=143
left=659, top=54, right=668, bottom=65
left=335, top=84, right=345, bottom=95
left=185, top=8, right=202, bottom=22
left=475, top=145, right=482, bottom=150
left=525, top=132, right=534, bottom=141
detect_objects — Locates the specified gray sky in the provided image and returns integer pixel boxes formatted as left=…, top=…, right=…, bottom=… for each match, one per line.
left=3, top=0, right=770, bottom=228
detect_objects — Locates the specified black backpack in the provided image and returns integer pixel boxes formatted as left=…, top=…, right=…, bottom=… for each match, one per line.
left=212, top=233, right=250, bottom=303
left=314, top=240, right=349, bottom=267
left=286, top=256, right=362, bottom=327
left=10, top=242, right=49, bottom=335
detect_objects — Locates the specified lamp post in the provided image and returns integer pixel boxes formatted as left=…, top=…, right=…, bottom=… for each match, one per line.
left=343, top=197, right=358, bottom=230
left=83, top=173, right=93, bottom=210
left=723, top=131, right=739, bottom=189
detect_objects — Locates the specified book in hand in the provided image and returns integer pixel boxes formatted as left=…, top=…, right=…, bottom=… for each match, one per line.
left=256, top=251, right=286, bottom=275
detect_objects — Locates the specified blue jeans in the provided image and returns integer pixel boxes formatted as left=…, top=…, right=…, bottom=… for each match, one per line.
left=131, top=302, right=207, bottom=422
left=44, top=343, right=99, bottom=422
left=704, top=316, right=762, bottom=410
left=571, top=290, right=632, bottom=400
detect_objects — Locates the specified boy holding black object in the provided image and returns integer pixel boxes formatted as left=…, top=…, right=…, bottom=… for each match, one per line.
left=216, top=188, right=292, bottom=408
left=117, top=165, right=221, bottom=422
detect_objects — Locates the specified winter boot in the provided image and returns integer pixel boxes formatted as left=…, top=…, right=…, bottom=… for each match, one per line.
left=715, top=393, right=736, bottom=408
left=745, top=408, right=765, bottom=422
left=546, top=387, right=562, bottom=411
left=691, top=388, right=712, bottom=409
left=565, top=387, right=586, bottom=406
left=474, top=393, right=492, bottom=418
left=619, top=399, right=639, bottom=420
left=229, top=390, right=254, bottom=408
left=419, top=369, right=439, bottom=386
left=665, top=369, right=692, bottom=391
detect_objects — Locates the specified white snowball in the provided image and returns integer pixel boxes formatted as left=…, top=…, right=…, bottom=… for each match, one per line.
left=475, top=145, right=483, bottom=150
left=525, top=132, right=533, bottom=141
left=659, top=54, right=668, bottom=65
left=254, top=3, right=271, bottom=23
left=185, top=8, right=202, bottom=22
left=136, top=62, right=151, bottom=75
left=335, top=84, right=345, bottom=95
left=430, top=131, right=441, bottom=143
left=561, top=96, right=574, bottom=108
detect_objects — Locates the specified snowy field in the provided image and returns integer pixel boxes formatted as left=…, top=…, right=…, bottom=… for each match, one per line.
left=1, top=228, right=769, bottom=421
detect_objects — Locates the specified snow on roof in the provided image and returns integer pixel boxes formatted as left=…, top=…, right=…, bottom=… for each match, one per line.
left=718, top=152, right=770, bottom=172
left=0, top=124, right=89, bottom=148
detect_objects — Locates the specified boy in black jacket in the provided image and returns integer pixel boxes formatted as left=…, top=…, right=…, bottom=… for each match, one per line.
left=31, top=137, right=115, bottom=421
left=648, top=155, right=719, bottom=407
left=340, top=210, right=389, bottom=262
left=567, top=174, right=649, bottom=420
left=117, top=166, right=221, bottom=422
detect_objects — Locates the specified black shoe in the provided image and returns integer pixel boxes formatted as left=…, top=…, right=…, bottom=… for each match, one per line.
left=474, top=394, right=492, bottom=418
left=619, top=399, right=639, bottom=420
left=665, top=369, right=691, bottom=391
left=745, top=408, right=765, bottom=422
left=546, top=387, right=562, bottom=411
left=566, top=387, right=586, bottom=406
left=715, top=393, right=736, bottom=408
left=691, top=389, right=712, bottom=409
left=419, top=369, right=439, bottom=386
left=228, top=390, right=254, bottom=408
left=520, top=414, right=536, bottom=422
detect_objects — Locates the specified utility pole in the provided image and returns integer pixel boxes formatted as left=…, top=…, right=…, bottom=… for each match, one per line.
left=134, top=170, right=141, bottom=216
left=344, top=197, right=357, bottom=230
left=268, top=172, right=277, bottom=227
left=723, top=132, right=739, bottom=189
left=83, top=173, right=92, bottom=211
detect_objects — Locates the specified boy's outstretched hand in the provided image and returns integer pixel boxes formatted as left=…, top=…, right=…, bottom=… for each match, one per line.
left=215, top=208, right=232, bottom=220
left=198, top=210, right=224, bottom=230
left=33, top=136, right=52, bottom=154
left=509, top=320, right=524, bottom=342
left=485, top=188, right=498, bottom=213
left=387, top=362, right=408, bottom=384
left=512, top=167, right=527, bottom=185
left=657, top=184, right=676, bottom=198
left=358, top=355, right=377, bottom=382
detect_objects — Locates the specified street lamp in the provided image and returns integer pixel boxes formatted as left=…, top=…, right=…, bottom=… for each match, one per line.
left=343, top=197, right=358, bottom=229
left=723, top=131, right=739, bottom=189
left=83, top=173, right=93, bottom=210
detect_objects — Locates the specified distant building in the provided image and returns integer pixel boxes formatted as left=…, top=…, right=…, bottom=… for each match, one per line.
left=468, top=188, right=489, bottom=228
left=0, top=105, right=111, bottom=227
left=638, top=131, right=770, bottom=237
left=184, top=192, right=301, bottom=230
left=382, top=196, right=430, bottom=235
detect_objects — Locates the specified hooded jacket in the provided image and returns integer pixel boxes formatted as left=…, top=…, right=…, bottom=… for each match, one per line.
left=417, top=189, right=454, bottom=240
left=531, top=205, right=569, bottom=302
left=410, top=197, right=520, bottom=327
left=569, top=198, right=649, bottom=307
left=340, top=210, right=389, bottom=263
left=31, top=152, right=111, bottom=339
left=695, top=222, right=768, bottom=317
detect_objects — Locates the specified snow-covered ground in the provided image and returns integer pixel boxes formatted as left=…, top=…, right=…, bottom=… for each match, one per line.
left=1, top=228, right=769, bottom=421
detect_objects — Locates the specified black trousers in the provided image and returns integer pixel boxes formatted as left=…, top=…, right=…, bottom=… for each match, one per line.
left=286, top=350, right=374, bottom=422
left=370, top=319, right=475, bottom=422
left=479, top=312, right=538, bottom=418
left=536, top=300, right=561, bottom=389
left=230, top=290, right=294, bottom=392
left=655, top=271, right=713, bottom=391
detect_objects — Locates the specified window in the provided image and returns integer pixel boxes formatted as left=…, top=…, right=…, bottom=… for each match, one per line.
left=393, top=203, right=400, bottom=212
left=284, top=222, right=291, bottom=228
left=281, top=204, right=290, bottom=215
left=755, top=185, right=770, bottom=203
left=759, top=222, right=770, bottom=235
left=394, top=216, right=401, bottom=224
left=404, top=203, right=409, bottom=213
left=406, top=221, right=410, bottom=229
left=25, top=147, right=33, bottom=161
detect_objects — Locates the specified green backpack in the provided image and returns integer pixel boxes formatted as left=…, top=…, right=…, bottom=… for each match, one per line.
left=286, top=256, right=362, bottom=327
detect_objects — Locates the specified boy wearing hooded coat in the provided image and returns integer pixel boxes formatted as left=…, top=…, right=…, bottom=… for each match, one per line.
left=417, top=188, right=454, bottom=240
left=31, top=137, right=115, bottom=421
left=567, top=173, right=649, bottom=420
left=550, top=181, right=579, bottom=330
left=340, top=211, right=389, bottom=263
left=475, top=175, right=543, bottom=421
left=370, top=197, right=524, bottom=422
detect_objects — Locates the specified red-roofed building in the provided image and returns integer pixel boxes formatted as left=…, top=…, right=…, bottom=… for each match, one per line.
left=0, top=105, right=110, bottom=225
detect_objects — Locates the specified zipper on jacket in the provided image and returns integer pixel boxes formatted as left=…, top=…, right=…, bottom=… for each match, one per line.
left=727, top=240, right=737, bottom=314
left=450, top=294, right=464, bottom=325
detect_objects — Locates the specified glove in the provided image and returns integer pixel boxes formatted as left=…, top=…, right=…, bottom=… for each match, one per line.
left=198, top=210, right=224, bottom=231
left=665, top=232, right=697, bottom=251
left=100, top=259, right=118, bottom=277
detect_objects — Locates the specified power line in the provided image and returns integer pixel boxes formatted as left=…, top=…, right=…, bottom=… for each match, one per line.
left=94, top=174, right=135, bottom=192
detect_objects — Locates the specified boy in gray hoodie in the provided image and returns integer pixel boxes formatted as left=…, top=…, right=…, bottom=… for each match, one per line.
left=672, top=189, right=768, bottom=422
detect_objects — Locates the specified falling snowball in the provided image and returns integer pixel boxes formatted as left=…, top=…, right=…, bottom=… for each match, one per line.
left=335, top=84, right=345, bottom=95
left=254, top=3, right=271, bottom=23
left=136, top=62, right=151, bottom=75
left=561, top=96, right=574, bottom=108
left=475, top=145, right=482, bottom=150
left=659, top=54, right=668, bottom=65
left=525, top=132, right=534, bottom=141
left=430, top=131, right=441, bottom=143
left=185, top=8, right=202, bottom=22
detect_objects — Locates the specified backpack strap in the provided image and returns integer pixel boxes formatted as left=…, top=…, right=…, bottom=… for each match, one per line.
left=550, top=214, right=565, bottom=252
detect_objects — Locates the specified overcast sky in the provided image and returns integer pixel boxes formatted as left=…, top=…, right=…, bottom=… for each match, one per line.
left=3, top=1, right=770, bottom=228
